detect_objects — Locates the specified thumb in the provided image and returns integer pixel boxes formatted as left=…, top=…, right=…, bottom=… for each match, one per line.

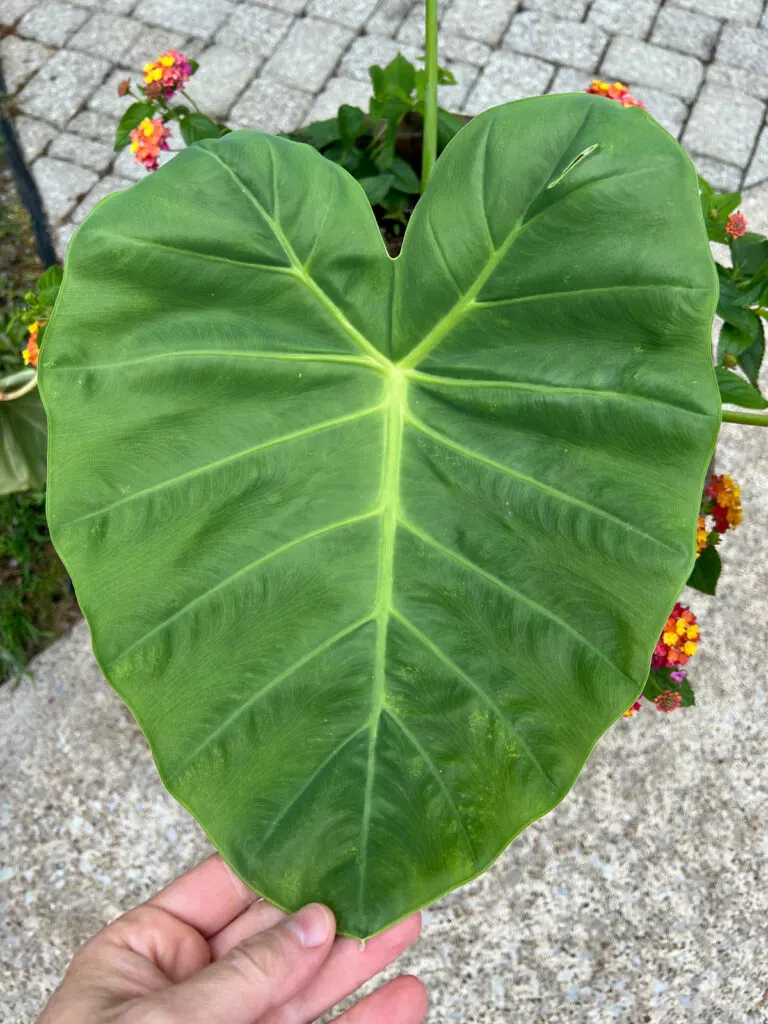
left=147, top=902, right=336, bottom=1024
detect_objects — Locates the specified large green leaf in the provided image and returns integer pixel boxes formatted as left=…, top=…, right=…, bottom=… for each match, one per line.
left=0, top=385, right=48, bottom=494
left=39, top=95, right=719, bottom=938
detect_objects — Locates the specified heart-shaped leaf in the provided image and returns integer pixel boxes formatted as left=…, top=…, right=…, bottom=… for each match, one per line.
left=40, top=95, right=719, bottom=938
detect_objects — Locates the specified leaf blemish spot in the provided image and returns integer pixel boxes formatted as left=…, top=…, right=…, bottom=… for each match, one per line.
left=546, top=143, right=599, bottom=190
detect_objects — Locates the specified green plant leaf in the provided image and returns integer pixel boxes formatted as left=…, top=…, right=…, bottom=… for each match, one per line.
left=643, top=667, right=695, bottom=707
left=114, top=101, right=155, bottom=151
left=294, top=118, right=341, bottom=149
left=716, top=266, right=762, bottom=334
left=37, top=265, right=63, bottom=303
left=0, top=388, right=47, bottom=494
left=370, top=54, right=416, bottom=103
left=40, top=97, right=719, bottom=938
left=715, top=365, right=768, bottom=408
left=731, top=231, right=768, bottom=278
left=717, top=317, right=766, bottom=387
left=178, top=113, right=226, bottom=145
left=389, top=156, right=421, bottom=194
left=686, top=544, right=721, bottom=595
left=358, top=172, right=395, bottom=205
left=738, top=320, right=765, bottom=387
left=338, top=105, right=367, bottom=150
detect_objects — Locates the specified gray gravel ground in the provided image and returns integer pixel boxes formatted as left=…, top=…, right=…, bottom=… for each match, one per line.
left=2, top=195, right=768, bottom=1024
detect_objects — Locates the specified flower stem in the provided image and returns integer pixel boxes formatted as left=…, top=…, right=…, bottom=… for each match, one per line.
left=721, top=408, right=768, bottom=426
left=183, top=90, right=204, bottom=115
left=420, top=0, right=439, bottom=193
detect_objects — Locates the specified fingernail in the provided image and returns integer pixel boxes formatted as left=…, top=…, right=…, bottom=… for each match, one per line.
left=286, top=903, right=334, bottom=948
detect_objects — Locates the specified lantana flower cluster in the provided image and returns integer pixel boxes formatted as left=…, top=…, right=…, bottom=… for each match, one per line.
left=653, top=602, right=699, bottom=669
left=585, top=79, right=645, bottom=109
left=117, top=49, right=199, bottom=172
left=624, top=603, right=701, bottom=718
left=130, top=116, right=171, bottom=172
left=142, top=49, right=193, bottom=100
left=725, top=211, right=747, bottom=238
left=697, top=473, right=742, bottom=555
left=22, top=321, right=42, bottom=368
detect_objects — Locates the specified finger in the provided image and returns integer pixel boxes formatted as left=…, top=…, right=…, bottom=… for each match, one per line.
left=99, top=905, right=211, bottom=985
left=210, top=899, right=287, bottom=958
left=149, top=854, right=259, bottom=937
left=335, top=976, right=428, bottom=1024
left=145, top=903, right=336, bottom=1024
left=261, top=913, right=422, bottom=1024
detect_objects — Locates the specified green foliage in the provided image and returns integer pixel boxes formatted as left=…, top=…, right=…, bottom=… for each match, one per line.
left=643, top=667, right=695, bottom=707
left=1, top=266, right=60, bottom=494
left=41, top=96, right=719, bottom=936
left=292, top=54, right=464, bottom=229
left=114, top=101, right=155, bottom=150
left=0, top=489, right=74, bottom=681
left=177, top=112, right=230, bottom=145
left=687, top=544, right=721, bottom=595
left=112, top=64, right=227, bottom=156
left=701, top=179, right=768, bottom=411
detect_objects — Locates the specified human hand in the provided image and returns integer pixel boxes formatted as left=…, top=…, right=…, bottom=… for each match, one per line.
left=38, top=854, right=427, bottom=1024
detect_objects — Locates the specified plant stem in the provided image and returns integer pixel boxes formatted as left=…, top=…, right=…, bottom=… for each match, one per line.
left=721, top=408, right=768, bottom=426
left=184, top=90, right=204, bottom=115
left=420, top=0, right=439, bottom=193
left=0, top=375, right=38, bottom=402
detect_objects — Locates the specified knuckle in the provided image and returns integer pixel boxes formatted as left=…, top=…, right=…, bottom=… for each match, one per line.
left=227, top=932, right=286, bottom=987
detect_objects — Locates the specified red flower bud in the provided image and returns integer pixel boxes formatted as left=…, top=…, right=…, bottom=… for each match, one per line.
left=117, top=78, right=130, bottom=97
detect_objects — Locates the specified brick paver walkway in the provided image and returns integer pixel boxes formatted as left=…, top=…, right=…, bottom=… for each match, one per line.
left=2, top=0, right=767, bottom=252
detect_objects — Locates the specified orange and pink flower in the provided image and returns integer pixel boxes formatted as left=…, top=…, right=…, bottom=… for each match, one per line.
left=654, top=689, right=682, bottom=713
left=585, top=80, right=645, bottom=109
left=725, top=212, right=747, bottom=238
left=130, top=116, right=171, bottom=171
left=143, top=50, right=193, bottom=100
left=651, top=602, right=699, bottom=669
left=22, top=321, right=42, bottom=368
left=706, top=473, right=742, bottom=532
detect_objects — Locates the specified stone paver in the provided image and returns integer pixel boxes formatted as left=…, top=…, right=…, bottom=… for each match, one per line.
left=188, top=46, right=261, bottom=119
left=503, top=11, right=607, bottom=72
left=683, top=84, right=765, bottom=168
left=464, top=51, right=553, bottom=115
left=16, top=49, right=110, bottom=127
left=48, top=131, right=113, bottom=172
left=67, top=13, right=144, bottom=64
left=132, top=0, right=235, bottom=38
left=630, top=84, right=688, bottom=139
left=601, top=36, right=703, bottom=101
left=32, top=156, right=98, bottom=221
left=307, top=75, right=374, bottom=121
left=15, top=0, right=89, bottom=47
left=441, top=0, right=512, bottom=46
left=215, top=5, right=293, bottom=60
left=651, top=4, right=720, bottom=60
left=229, top=78, right=313, bottom=133
left=12, top=114, right=56, bottom=162
left=261, top=17, right=354, bottom=93
left=676, top=0, right=762, bottom=22
left=587, top=0, right=658, bottom=36
left=3, top=0, right=768, bottom=290
left=0, top=35, right=52, bottom=93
